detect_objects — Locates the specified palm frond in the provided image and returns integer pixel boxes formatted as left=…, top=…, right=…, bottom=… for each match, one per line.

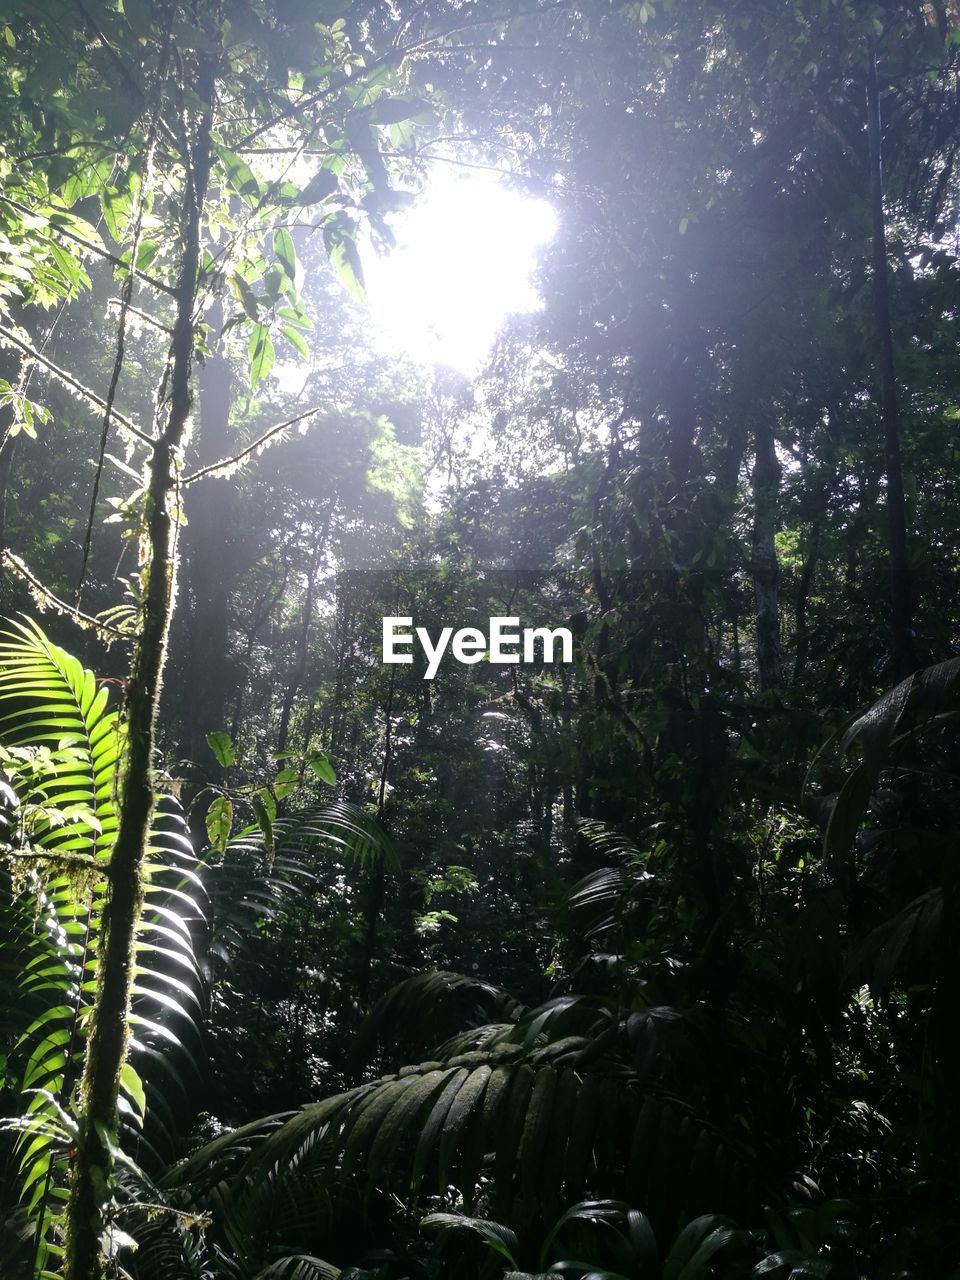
left=353, top=969, right=525, bottom=1068
left=164, top=1036, right=752, bottom=1272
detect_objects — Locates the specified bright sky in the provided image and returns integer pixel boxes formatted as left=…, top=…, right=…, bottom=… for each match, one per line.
left=360, top=168, right=557, bottom=375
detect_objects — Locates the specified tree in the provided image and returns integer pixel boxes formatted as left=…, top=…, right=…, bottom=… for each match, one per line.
left=0, top=2, right=448, bottom=1273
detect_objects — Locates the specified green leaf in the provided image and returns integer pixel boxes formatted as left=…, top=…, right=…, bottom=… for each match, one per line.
left=298, top=168, right=339, bottom=206
left=307, top=751, right=336, bottom=786
left=421, top=1214, right=520, bottom=1268
left=248, top=323, right=275, bottom=389
left=48, top=243, right=81, bottom=290
left=231, top=272, right=260, bottom=321
left=322, top=212, right=365, bottom=301
left=101, top=185, right=132, bottom=244
left=214, top=145, right=262, bottom=203
left=282, top=326, right=309, bottom=359
left=251, top=791, right=275, bottom=863
left=273, top=768, right=300, bottom=800
left=278, top=303, right=313, bottom=331
left=134, top=239, right=159, bottom=271
left=255, top=786, right=277, bottom=824
left=206, top=795, right=233, bottom=854
left=371, top=95, right=430, bottom=126
left=119, top=1062, right=146, bottom=1124
left=273, top=228, right=297, bottom=281
left=206, top=731, right=235, bottom=768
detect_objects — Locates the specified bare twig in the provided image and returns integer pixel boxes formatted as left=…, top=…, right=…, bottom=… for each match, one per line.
left=181, top=404, right=327, bottom=484
left=2, top=551, right=126, bottom=640
left=0, top=323, right=154, bottom=446
left=105, top=300, right=173, bottom=335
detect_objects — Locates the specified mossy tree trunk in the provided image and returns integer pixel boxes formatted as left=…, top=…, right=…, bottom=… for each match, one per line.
left=63, top=62, right=214, bottom=1280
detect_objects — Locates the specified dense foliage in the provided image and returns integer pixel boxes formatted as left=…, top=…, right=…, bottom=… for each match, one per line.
left=1, top=1, right=959, bottom=1278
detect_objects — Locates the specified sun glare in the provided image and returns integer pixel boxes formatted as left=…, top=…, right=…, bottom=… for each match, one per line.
left=361, top=169, right=557, bottom=375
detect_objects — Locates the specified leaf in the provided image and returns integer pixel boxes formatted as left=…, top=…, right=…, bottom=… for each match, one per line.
left=278, top=303, right=313, bottom=332
left=215, top=145, right=262, bottom=203
left=322, top=212, right=365, bottom=301
left=273, top=227, right=297, bottom=282
left=251, top=791, right=275, bottom=863
left=421, top=1213, right=520, bottom=1268
left=297, top=168, right=339, bottom=206
left=101, top=185, right=131, bottom=243
left=206, top=795, right=233, bottom=854
left=206, top=731, right=235, bottom=768
left=248, top=323, right=275, bottom=390
left=119, top=1062, right=146, bottom=1125
left=371, top=95, right=431, bottom=126
left=282, top=326, right=309, bottom=359
left=662, top=1216, right=744, bottom=1280
left=255, top=786, right=277, bottom=824
left=48, top=243, right=81, bottom=290
left=307, top=751, right=336, bottom=786
left=273, top=768, right=300, bottom=801
left=824, top=762, right=873, bottom=857
left=0, top=621, right=203, bottom=1260
left=438, top=1065, right=491, bottom=1189
left=231, top=272, right=260, bottom=321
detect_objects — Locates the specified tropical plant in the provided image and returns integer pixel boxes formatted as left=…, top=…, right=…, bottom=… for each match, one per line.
left=141, top=965, right=753, bottom=1279
left=422, top=1200, right=751, bottom=1280
left=0, top=614, right=409, bottom=1275
left=0, top=617, right=204, bottom=1277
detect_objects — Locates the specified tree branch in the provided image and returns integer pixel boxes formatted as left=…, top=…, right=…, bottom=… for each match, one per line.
left=0, top=194, right=178, bottom=297
left=181, top=404, right=327, bottom=484
left=4, top=848, right=104, bottom=873
left=0, top=323, right=154, bottom=446
left=2, top=551, right=126, bottom=640
left=106, top=299, right=174, bottom=335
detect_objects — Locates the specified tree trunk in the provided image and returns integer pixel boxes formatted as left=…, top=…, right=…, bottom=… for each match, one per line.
left=0, top=431, right=18, bottom=569
left=866, top=50, right=914, bottom=679
left=183, top=304, right=235, bottom=776
left=0, top=339, right=25, bottom=574
left=63, top=70, right=213, bottom=1280
left=358, top=662, right=396, bottom=1007
left=751, top=420, right=782, bottom=692
left=793, top=518, right=821, bottom=684
left=276, top=503, right=333, bottom=754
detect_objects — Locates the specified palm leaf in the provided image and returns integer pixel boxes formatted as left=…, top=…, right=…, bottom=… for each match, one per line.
left=163, top=1032, right=752, bottom=1272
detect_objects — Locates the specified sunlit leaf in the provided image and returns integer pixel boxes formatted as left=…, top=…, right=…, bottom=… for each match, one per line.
left=206, top=731, right=235, bottom=768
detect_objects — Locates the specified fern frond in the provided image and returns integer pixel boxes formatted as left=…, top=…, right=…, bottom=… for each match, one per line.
left=0, top=617, right=204, bottom=1266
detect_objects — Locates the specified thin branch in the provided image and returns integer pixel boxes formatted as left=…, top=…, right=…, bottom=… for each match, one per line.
left=106, top=300, right=173, bottom=335
left=0, top=194, right=177, bottom=297
left=181, top=404, right=327, bottom=484
left=5, top=848, right=104, bottom=873
left=233, top=145, right=336, bottom=155
left=2, top=551, right=126, bottom=640
left=235, top=45, right=404, bottom=148
left=78, top=47, right=170, bottom=606
left=0, top=323, right=154, bottom=446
